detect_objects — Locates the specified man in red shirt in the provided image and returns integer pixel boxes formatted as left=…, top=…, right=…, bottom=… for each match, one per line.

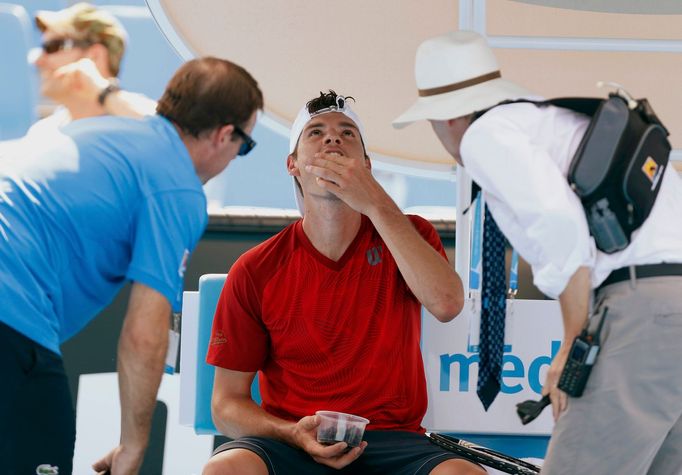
left=204, top=91, right=482, bottom=475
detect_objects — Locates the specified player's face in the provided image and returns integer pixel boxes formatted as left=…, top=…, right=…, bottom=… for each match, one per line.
left=292, top=112, right=365, bottom=197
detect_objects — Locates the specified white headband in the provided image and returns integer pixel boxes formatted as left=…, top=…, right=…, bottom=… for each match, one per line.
left=289, top=95, right=367, bottom=215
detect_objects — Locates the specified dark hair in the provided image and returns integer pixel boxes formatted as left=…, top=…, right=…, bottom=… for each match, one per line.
left=157, top=57, right=264, bottom=137
left=306, top=90, right=355, bottom=115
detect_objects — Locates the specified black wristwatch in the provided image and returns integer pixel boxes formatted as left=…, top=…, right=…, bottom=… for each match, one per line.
left=97, top=81, right=121, bottom=106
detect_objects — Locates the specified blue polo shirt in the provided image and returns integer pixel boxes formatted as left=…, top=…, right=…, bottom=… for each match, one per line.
left=0, top=115, right=207, bottom=354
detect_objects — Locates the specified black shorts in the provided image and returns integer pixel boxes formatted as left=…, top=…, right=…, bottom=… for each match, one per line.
left=212, top=430, right=474, bottom=475
left=0, top=322, right=75, bottom=475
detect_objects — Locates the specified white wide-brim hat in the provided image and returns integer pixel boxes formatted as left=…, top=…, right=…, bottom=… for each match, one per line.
left=393, top=31, right=532, bottom=128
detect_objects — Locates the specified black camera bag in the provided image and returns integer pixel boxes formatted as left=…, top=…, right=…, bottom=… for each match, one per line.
left=479, top=93, right=671, bottom=253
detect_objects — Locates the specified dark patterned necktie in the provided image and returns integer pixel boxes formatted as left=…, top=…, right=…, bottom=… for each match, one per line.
left=477, top=206, right=507, bottom=410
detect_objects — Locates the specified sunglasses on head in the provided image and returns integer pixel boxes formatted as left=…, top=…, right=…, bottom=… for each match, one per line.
left=309, top=95, right=348, bottom=118
left=233, top=125, right=257, bottom=156
left=41, top=38, right=91, bottom=55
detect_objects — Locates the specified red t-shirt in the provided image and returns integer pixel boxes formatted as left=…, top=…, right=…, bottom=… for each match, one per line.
left=206, top=214, right=448, bottom=432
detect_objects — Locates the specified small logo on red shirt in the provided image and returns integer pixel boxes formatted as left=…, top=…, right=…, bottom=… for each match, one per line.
left=366, top=245, right=383, bottom=266
left=210, top=330, right=227, bottom=346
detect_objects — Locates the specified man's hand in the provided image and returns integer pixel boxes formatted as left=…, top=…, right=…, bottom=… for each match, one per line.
left=306, top=151, right=387, bottom=215
left=546, top=266, right=592, bottom=421
left=542, top=344, right=570, bottom=421
left=92, top=444, right=145, bottom=475
left=97, top=283, right=169, bottom=475
left=51, top=58, right=110, bottom=105
left=290, top=415, right=367, bottom=469
left=306, top=151, right=464, bottom=322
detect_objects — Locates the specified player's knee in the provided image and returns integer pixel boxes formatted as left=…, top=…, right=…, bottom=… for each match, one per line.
left=430, top=458, right=488, bottom=475
left=202, top=448, right=267, bottom=475
left=202, top=455, right=233, bottom=475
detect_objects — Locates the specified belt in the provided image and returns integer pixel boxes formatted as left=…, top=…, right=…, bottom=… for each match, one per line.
left=598, top=263, right=682, bottom=291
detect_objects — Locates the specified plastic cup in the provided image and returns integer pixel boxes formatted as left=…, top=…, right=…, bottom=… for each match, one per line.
left=315, top=410, right=369, bottom=447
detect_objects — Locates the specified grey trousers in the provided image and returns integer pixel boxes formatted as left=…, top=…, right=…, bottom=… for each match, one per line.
left=541, top=275, right=682, bottom=475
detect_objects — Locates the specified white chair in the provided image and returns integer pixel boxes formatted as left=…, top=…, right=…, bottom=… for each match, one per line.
left=179, top=274, right=261, bottom=435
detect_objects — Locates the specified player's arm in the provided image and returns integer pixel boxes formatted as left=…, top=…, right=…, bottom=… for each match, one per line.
left=306, top=151, right=463, bottom=322
left=93, top=282, right=170, bottom=474
left=543, top=266, right=591, bottom=420
left=368, top=205, right=464, bottom=322
left=212, top=367, right=365, bottom=468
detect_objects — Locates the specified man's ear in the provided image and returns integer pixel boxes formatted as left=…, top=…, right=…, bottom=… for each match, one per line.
left=286, top=154, right=300, bottom=176
left=216, top=124, right=235, bottom=147
left=364, top=154, right=372, bottom=170
left=448, top=114, right=473, bottom=128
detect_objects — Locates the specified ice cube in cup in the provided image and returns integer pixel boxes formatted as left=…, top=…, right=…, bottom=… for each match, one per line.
left=315, top=411, right=369, bottom=447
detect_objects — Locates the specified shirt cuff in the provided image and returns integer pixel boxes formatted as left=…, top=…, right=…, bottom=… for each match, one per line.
left=127, top=266, right=180, bottom=311
left=531, top=250, right=593, bottom=299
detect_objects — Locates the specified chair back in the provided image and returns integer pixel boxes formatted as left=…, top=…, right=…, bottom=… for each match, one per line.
left=0, top=3, right=38, bottom=140
left=180, top=274, right=260, bottom=435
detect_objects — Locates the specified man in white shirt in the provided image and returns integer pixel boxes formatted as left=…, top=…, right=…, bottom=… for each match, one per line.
left=394, top=31, right=682, bottom=474
left=28, top=2, right=156, bottom=138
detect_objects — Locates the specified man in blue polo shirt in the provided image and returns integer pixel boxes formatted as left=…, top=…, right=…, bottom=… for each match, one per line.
left=0, top=56, right=263, bottom=475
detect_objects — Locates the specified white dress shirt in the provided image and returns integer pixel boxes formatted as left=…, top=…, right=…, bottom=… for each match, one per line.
left=24, top=107, right=72, bottom=138
left=461, top=101, right=682, bottom=298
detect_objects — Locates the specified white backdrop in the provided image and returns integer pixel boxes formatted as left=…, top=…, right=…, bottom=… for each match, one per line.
left=422, top=298, right=563, bottom=435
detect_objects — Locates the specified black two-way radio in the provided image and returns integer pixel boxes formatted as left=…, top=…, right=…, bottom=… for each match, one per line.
left=557, top=306, right=608, bottom=397
left=516, top=306, right=609, bottom=424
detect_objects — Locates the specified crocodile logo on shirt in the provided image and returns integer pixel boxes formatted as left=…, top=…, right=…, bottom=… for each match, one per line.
left=366, top=245, right=383, bottom=266
left=35, top=465, right=59, bottom=475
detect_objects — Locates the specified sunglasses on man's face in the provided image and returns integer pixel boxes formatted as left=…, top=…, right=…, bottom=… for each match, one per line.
left=233, top=125, right=257, bottom=156
left=41, top=38, right=91, bottom=55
